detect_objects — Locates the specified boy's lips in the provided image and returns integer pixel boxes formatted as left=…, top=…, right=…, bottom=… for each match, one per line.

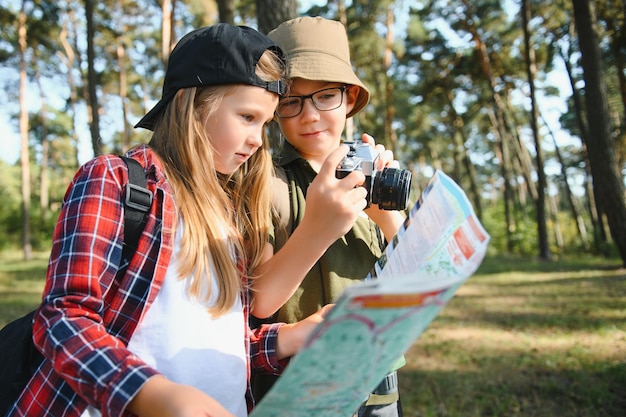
left=301, top=130, right=323, bottom=138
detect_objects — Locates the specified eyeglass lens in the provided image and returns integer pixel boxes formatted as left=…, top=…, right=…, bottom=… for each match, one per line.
left=276, top=87, right=346, bottom=118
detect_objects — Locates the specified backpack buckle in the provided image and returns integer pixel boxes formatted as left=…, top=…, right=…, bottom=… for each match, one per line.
left=125, top=183, right=153, bottom=212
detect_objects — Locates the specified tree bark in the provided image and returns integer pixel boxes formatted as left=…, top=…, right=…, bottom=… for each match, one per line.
left=19, top=0, right=32, bottom=260
left=522, top=0, right=551, bottom=260
left=85, top=0, right=102, bottom=156
left=161, top=0, right=172, bottom=64
left=558, top=33, right=608, bottom=252
left=572, top=0, right=626, bottom=265
left=216, top=0, right=235, bottom=25
left=117, top=36, right=130, bottom=152
left=541, top=114, right=590, bottom=250
left=34, top=57, right=49, bottom=220
left=256, top=0, right=297, bottom=34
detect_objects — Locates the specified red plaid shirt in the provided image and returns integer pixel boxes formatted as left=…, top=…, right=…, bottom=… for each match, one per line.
left=9, top=145, right=285, bottom=417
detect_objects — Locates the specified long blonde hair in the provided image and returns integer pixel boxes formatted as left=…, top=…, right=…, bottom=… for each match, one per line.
left=149, top=49, right=283, bottom=316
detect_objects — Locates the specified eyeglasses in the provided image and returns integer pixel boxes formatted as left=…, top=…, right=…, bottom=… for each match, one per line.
left=276, top=86, right=348, bottom=118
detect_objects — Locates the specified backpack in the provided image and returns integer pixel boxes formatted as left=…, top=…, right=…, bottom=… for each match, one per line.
left=0, top=156, right=152, bottom=417
left=270, top=164, right=294, bottom=253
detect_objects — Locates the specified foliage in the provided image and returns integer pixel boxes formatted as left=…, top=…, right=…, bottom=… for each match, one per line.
left=0, top=161, right=22, bottom=250
left=0, top=0, right=624, bottom=258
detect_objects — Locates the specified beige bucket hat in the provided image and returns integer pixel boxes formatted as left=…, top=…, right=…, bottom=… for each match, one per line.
left=268, top=16, right=370, bottom=118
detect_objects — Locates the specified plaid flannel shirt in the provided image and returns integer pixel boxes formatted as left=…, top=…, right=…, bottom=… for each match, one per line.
left=9, top=145, right=285, bottom=417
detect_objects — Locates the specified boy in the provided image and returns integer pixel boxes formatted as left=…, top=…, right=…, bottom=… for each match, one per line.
left=252, top=16, right=406, bottom=417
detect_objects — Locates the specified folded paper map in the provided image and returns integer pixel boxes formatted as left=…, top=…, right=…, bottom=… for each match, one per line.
left=250, top=170, right=490, bottom=417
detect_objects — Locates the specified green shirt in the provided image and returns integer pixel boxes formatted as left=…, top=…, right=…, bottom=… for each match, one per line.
left=252, top=142, right=405, bottom=402
left=270, top=142, right=385, bottom=324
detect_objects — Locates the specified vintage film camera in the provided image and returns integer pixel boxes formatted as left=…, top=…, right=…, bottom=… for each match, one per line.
left=336, top=140, right=412, bottom=210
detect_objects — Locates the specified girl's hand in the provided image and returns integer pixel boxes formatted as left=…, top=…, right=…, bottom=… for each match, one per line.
left=128, top=375, right=237, bottom=417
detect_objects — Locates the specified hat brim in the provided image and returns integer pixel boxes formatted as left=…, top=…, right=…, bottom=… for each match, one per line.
left=285, top=50, right=369, bottom=117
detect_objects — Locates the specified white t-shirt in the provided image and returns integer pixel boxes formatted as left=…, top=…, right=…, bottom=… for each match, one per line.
left=82, top=224, right=247, bottom=417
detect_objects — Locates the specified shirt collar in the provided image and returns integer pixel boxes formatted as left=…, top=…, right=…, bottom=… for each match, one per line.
left=274, top=141, right=304, bottom=167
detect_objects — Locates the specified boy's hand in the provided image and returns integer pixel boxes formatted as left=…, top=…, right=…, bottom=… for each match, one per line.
left=360, top=133, right=408, bottom=240
left=360, top=133, right=400, bottom=171
left=276, top=304, right=335, bottom=359
left=301, top=145, right=368, bottom=245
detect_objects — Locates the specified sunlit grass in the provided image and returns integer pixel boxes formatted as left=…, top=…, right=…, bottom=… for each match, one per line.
left=398, top=255, right=626, bottom=417
left=1, top=251, right=624, bottom=416
left=0, top=250, right=48, bottom=325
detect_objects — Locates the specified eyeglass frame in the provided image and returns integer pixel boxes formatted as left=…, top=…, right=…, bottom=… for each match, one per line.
left=275, top=85, right=350, bottom=118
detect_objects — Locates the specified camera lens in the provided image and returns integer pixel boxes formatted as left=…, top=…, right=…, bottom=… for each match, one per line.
left=372, top=168, right=412, bottom=210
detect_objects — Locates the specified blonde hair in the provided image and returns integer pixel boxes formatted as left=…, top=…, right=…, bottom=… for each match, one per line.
left=149, top=49, right=283, bottom=316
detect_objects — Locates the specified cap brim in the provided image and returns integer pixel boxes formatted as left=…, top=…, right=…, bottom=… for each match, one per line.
left=134, top=92, right=176, bottom=131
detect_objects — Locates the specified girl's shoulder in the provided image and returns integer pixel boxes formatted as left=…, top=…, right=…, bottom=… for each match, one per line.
left=72, top=154, right=130, bottom=187
left=74, top=145, right=158, bottom=184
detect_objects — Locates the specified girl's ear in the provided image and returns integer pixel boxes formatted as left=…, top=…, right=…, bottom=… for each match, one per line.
left=345, top=85, right=359, bottom=116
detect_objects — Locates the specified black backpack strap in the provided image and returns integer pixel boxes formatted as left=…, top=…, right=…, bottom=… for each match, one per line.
left=120, top=156, right=152, bottom=261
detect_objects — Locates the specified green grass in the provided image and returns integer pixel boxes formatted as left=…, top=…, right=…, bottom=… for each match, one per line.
left=1, top=251, right=625, bottom=416
left=398, top=254, right=626, bottom=417
left=0, top=250, right=48, bottom=326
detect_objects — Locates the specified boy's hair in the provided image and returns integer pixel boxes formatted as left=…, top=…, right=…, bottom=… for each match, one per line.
left=268, top=16, right=370, bottom=117
left=148, top=44, right=283, bottom=317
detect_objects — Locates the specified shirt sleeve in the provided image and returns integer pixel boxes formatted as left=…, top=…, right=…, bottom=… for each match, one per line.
left=248, top=322, right=289, bottom=375
left=32, top=155, right=159, bottom=417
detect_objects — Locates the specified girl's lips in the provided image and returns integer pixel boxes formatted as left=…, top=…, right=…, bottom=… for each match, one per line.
left=235, top=153, right=250, bottom=163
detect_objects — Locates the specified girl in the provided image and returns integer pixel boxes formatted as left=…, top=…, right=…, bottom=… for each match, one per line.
left=8, top=23, right=326, bottom=417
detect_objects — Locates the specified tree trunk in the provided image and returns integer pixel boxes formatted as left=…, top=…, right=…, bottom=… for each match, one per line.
left=522, top=0, right=551, bottom=260
left=34, top=59, right=49, bottom=220
left=161, top=0, right=172, bottom=64
left=558, top=33, right=608, bottom=253
left=69, top=7, right=83, bottom=167
left=548, top=193, right=565, bottom=252
left=85, top=0, right=101, bottom=156
left=216, top=0, right=235, bottom=24
left=256, top=0, right=297, bottom=34
left=117, top=36, right=130, bottom=152
left=541, top=114, right=590, bottom=250
left=487, top=108, right=516, bottom=253
left=572, top=0, right=626, bottom=266
left=19, top=1, right=32, bottom=261
left=383, top=5, right=397, bottom=153
left=461, top=0, right=517, bottom=253
left=447, top=91, right=483, bottom=220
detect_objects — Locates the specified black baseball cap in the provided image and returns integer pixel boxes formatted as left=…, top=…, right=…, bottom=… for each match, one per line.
left=135, top=23, right=287, bottom=130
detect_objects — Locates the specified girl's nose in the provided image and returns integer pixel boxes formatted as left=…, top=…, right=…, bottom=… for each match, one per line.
left=249, top=130, right=263, bottom=148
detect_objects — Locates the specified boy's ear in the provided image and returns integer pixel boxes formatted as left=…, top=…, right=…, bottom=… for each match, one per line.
left=345, top=85, right=359, bottom=115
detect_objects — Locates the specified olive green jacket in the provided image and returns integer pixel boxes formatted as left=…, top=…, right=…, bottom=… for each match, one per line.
left=269, top=142, right=385, bottom=324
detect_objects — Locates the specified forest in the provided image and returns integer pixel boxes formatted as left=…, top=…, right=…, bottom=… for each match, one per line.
left=0, top=0, right=625, bottom=265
